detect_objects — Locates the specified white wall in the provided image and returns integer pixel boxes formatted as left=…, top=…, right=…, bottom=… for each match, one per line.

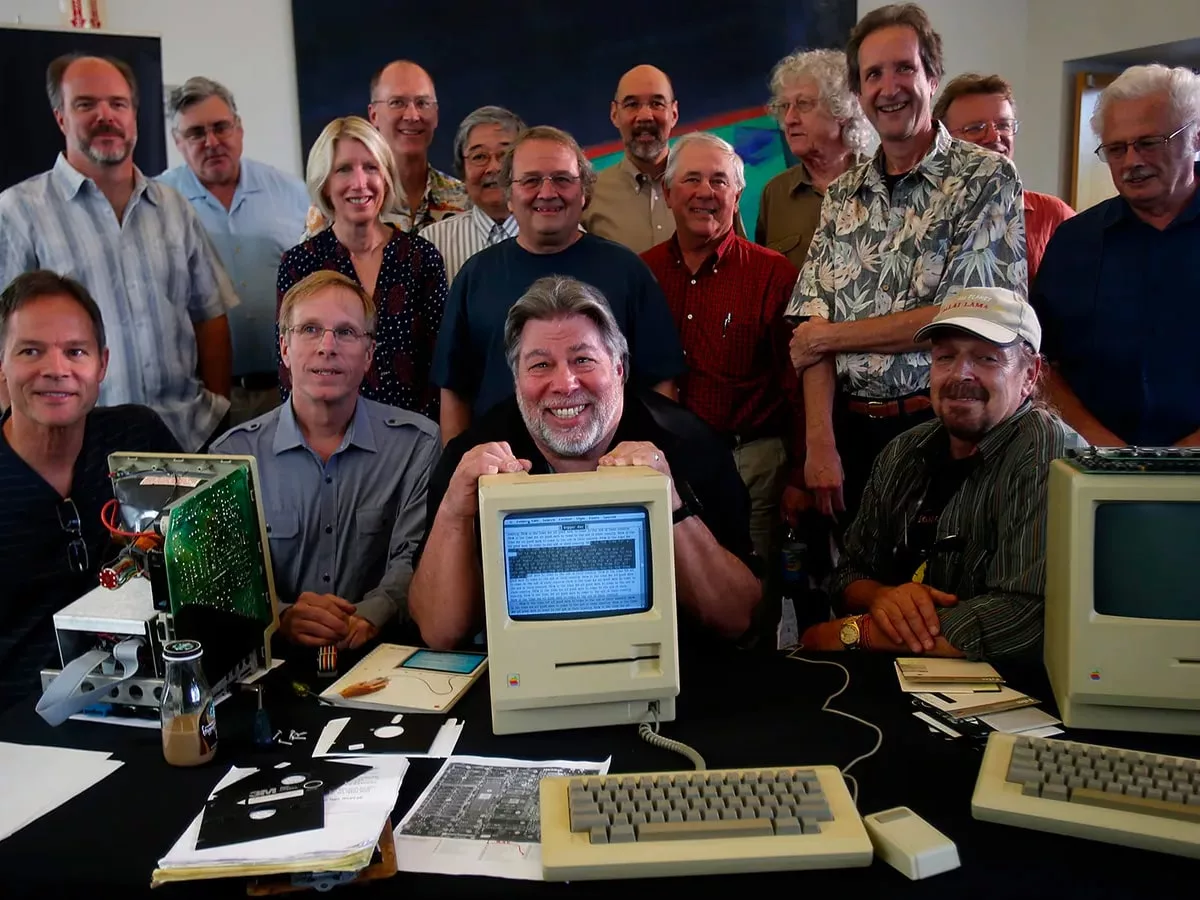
left=0, top=0, right=304, bottom=177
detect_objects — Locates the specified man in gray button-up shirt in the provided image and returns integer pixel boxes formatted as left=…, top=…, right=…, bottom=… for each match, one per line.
left=212, top=270, right=439, bottom=648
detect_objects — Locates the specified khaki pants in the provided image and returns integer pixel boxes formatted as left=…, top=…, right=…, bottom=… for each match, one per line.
left=229, top=385, right=282, bottom=427
left=731, top=436, right=789, bottom=566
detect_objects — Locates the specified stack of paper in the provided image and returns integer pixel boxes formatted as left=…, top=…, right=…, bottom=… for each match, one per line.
left=894, top=658, right=1005, bottom=694
left=0, top=742, right=124, bottom=842
left=152, top=756, right=408, bottom=885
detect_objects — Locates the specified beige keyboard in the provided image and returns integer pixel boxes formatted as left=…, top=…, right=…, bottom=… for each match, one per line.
left=972, top=732, right=1200, bottom=859
left=539, top=765, right=872, bottom=880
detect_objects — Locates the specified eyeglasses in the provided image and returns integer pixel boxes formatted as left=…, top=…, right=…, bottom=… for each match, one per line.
left=618, top=97, right=671, bottom=112
left=512, top=173, right=582, bottom=192
left=57, top=497, right=89, bottom=575
left=465, top=149, right=508, bottom=168
left=767, top=97, right=820, bottom=117
left=369, top=95, right=437, bottom=113
left=954, top=119, right=1020, bottom=139
left=287, top=324, right=374, bottom=345
left=1095, top=121, right=1194, bottom=162
left=178, top=119, right=238, bottom=145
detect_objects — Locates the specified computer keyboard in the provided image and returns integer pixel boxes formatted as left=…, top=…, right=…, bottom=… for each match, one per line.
left=539, top=765, right=872, bottom=880
left=972, top=732, right=1200, bottom=859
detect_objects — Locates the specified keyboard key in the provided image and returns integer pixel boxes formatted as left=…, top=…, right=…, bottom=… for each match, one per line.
left=635, top=818, right=775, bottom=842
left=1069, top=787, right=1200, bottom=823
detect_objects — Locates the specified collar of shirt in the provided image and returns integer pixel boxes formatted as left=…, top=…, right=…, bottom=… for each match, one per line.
left=664, top=227, right=739, bottom=274
left=469, top=203, right=517, bottom=241
left=52, top=152, right=155, bottom=207
left=174, top=157, right=265, bottom=205
left=397, top=165, right=460, bottom=216
left=1102, top=161, right=1200, bottom=230
left=618, top=154, right=664, bottom=194
left=853, top=121, right=954, bottom=196
left=913, top=400, right=1034, bottom=464
left=271, top=398, right=378, bottom=457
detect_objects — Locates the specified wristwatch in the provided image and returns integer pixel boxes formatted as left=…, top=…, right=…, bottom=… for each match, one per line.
left=672, top=478, right=702, bottom=525
left=839, top=615, right=867, bottom=650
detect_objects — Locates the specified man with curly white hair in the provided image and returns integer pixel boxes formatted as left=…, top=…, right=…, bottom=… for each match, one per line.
left=784, top=3, right=1026, bottom=530
left=757, top=48, right=874, bottom=269
left=1033, top=63, right=1200, bottom=449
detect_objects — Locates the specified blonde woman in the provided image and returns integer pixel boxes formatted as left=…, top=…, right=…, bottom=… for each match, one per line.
left=277, top=116, right=448, bottom=420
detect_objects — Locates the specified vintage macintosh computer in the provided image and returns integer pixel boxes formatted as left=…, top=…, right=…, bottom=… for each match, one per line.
left=973, top=448, right=1200, bottom=861
left=1042, top=448, right=1200, bottom=736
left=477, top=466, right=680, bottom=736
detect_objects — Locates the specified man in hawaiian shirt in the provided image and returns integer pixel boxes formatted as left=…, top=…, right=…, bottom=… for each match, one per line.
left=785, top=2, right=1026, bottom=527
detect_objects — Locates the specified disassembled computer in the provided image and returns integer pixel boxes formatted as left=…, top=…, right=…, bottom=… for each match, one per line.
left=38, top=453, right=279, bottom=725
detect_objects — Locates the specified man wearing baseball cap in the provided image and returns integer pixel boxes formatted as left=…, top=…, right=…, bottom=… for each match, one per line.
left=797, top=287, right=1083, bottom=661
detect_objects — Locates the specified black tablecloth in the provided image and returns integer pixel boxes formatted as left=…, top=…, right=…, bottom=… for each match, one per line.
left=2, top=646, right=1198, bottom=898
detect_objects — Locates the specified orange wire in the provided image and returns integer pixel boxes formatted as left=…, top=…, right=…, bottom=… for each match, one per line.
left=101, top=498, right=159, bottom=540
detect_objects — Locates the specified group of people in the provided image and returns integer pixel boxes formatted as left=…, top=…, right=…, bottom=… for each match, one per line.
left=2, top=1, right=1198, bottom=711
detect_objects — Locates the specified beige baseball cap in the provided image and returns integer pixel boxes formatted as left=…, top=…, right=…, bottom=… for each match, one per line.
left=914, top=287, right=1042, bottom=352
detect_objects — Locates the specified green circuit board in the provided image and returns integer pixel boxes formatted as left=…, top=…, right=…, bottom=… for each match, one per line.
left=161, top=465, right=273, bottom=624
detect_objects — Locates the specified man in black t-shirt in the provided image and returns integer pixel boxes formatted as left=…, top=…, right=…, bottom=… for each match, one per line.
left=410, top=274, right=762, bottom=650
left=0, top=271, right=179, bottom=710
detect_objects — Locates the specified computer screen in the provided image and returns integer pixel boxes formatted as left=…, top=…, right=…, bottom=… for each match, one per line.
left=1044, top=451, right=1200, bottom=736
left=478, top=467, right=679, bottom=736
left=503, top=507, right=651, bottom=621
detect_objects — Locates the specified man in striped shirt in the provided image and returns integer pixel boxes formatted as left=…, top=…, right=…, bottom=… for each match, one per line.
left=421, top=107, right=524, bottom=285
left=799, top=288, right=1084, bottom=661
left=0, top=54, right=235, bottom=451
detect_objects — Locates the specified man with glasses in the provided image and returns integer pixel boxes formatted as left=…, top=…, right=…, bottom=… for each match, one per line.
left=0, top=271, right=179, bottom=712
left=1033, top=63, right=1200, bottom=448
left=935, top=73, right=1074, bottom=284
left=0, top=54, right=236, bottom=451
left=583, top=65, right=746, bottom=252
left=421, top=107, right=525, bottom=285
left=367, top=60, right=468, bottom=233
left=212, top=270, right=439, bottom=651
left=431, top=125, right=684, bottom=444
left=158, top=77, right=310, bottom=425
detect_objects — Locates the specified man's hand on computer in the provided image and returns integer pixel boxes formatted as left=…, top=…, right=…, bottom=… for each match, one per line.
left=280, top=592, right=357, bottom=646
left=443, top=442, right=532, bottom=518
left=598, top=441, right=682, bottom=511
left=868, top=583, right=958, bottom=653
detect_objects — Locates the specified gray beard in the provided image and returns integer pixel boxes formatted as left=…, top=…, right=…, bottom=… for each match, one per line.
left=628, top=137, right=666, bottom=163
left=81, top=135, right=134, bottom=166
left=517, top=390, right=619, bottom=458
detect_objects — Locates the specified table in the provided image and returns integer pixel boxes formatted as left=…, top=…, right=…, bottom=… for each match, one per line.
left=2, top=646, right=1197, bottom=898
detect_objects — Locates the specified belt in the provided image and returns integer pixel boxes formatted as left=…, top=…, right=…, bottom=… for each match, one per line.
left=234, top=372, right=279, bottom=391
left=845, top=393, right=932, bottom=418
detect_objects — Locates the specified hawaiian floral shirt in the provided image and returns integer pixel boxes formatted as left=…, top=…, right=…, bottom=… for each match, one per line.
left=786, top=123, right=1026, bottom=398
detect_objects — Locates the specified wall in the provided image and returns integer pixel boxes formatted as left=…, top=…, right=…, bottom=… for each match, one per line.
left=0, top=0, right=303, bottom=177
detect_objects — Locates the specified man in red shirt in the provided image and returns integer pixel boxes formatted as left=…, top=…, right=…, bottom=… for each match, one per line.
left=642, top=132, right=803, bottom=578
left=934, top=73, right=1075, bottom=285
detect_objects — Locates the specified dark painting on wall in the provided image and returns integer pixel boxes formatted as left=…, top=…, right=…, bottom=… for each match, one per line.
left=289, top=0, right=858, bottom=175
left=0, top=27, right=166, bottom=192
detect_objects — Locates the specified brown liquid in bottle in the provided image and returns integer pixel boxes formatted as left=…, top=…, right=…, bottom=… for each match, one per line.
left=162, top=712, right=216, bottom=766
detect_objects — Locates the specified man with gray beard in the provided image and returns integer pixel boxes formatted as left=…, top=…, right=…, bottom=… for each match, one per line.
left=409, top=275, right=763, bottom=651
left=0, top=54, right=235, bottom=451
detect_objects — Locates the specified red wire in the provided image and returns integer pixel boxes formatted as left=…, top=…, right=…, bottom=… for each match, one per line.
left=101, top=498, right=158, bottom=540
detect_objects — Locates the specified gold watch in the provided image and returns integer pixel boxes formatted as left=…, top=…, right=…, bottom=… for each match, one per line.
left=838, top=615, right=866, bottom=650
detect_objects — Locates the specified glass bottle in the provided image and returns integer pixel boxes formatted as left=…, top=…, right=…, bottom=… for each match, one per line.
left=160, top=639, right=218, bottom=767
